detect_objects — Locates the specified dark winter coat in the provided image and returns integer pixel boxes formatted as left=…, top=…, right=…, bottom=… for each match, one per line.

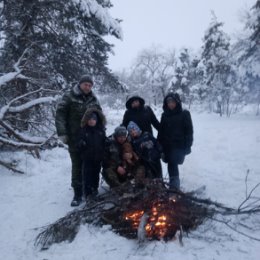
left=130, top=132, right=162, bottom=179
left=55, top=85, right=101, bottom=150
left=76, top=108, right=106, bottom=162
left=157, top=93, right=193, bottom=157
left=130, top=132, right=162, bottom=162
left=122, top=96, right=160, bottom=135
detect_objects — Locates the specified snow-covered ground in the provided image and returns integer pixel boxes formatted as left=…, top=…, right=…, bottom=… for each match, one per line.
left=1, top=108, right=260, bottom=260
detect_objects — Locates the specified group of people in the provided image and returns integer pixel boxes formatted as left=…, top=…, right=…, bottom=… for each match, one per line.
left=55, top=75, right=193, bottom=207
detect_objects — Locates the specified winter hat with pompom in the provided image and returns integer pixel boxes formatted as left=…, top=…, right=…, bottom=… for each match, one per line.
left=127, top=121, right=142, bottom=135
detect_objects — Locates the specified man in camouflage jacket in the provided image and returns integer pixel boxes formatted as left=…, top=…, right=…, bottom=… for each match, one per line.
left=55, top=75, right=101, bottom=206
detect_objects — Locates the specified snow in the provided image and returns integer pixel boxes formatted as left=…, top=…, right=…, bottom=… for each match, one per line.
left=0, top=136, right=42, bottom=147
left=0, top=108, right=260, bottom=260
left=0, top=72, right=19, bottom=86
left=8, top=96, right=59, bottom=113
left=73, top=0, right=123, bottom=39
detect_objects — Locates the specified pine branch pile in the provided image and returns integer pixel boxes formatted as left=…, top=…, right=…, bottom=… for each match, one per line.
left=35, top=180, right=260, bottom=250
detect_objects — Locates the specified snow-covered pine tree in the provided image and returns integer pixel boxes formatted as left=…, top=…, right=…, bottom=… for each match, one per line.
left=0, top=0, right=122, bottom=90
left=235, top=0, right=260, bottom=115
left=201, top=13, right=235, bottom=116
left=187, top=56, right=207, bottom=107
left=0, top=0, right=122, bottom=152
left=169, top=48, right=193, bottom=103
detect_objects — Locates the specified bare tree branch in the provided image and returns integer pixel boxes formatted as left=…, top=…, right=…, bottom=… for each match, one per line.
left=0, top=45, right=34, bottom=88
left=0, top=121, right=46, bottom=143
left=8, top=96, right=59, bottom=113
left=0, top=159, right=24, bottom=174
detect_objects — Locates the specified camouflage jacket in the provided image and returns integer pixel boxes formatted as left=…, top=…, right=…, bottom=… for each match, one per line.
left=102, top=135, right=124, bottom=172
left=55, top=85, right=101, bottom=148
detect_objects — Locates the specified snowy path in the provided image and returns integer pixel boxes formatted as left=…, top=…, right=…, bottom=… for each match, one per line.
left=0, top=110, right=260, bottom=260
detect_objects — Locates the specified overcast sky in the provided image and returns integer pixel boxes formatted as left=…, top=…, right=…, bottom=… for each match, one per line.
left=107, top=0, right=255, bottom=71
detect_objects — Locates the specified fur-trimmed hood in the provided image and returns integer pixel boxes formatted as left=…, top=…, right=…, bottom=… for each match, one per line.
left=81, top=108, right=106, bottom=128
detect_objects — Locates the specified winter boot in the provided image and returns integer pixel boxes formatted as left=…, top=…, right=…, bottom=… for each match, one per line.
left=70, top=188, right=82, bottom=207
left=85, top=188, right=99, bottom=203
left=71, top=196, right=82, bottom=207
left=169, top=176, right=180, bottom=190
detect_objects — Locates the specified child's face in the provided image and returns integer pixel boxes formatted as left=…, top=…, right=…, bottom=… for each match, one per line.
left=123, top=152, right=132, bottom=160
left=87, top=118, right=97, bottom=127
left=129, top=129, right=139, bottom=138
left=116, top=135, right=127, bottom=144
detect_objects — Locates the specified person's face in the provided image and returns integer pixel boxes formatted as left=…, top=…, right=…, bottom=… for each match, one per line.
left=80, top=82, right=93, bottom=94
left=129, top=129, right=139, bottom=138
left=87, top=118, right=97, bottom=127
left=131, top=100, right=140, bottom=108
left=167, top=100, right=177, bottom=110
left=116, top=135, right=127, bottom=144
left=123, top=152, right=133, bottom=160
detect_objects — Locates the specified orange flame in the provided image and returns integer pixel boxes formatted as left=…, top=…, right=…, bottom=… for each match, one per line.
left=124, top=199, right=178, bottom=239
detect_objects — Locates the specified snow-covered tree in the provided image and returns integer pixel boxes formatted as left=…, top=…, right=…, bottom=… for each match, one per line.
left=0, top=0, right=122, bottom=155
left=169, top=48, right=192, bottom=99
left=128, top=46, right=176, bottom=105
left=187, top=56, right=207, bottom=107
left=201, top=13, right=235, bottom=116
left=234, top=0, right=260, bottom=115
left=167, top=49, right=207, bottom=108
left=0, top=0, right=122, bottom=89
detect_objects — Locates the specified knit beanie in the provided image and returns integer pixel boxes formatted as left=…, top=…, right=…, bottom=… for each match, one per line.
left=114, top=126, right=127, bottom=137
left=127, top=121, right=142, bottom=135
left=79, top=75, right=93, bottom=85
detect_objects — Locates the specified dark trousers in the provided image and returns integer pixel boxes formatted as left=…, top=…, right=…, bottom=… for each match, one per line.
left=69, top=149, right=83, bottom=197
left=167, top=148, right=185, bottom=189
left=82, top=160, right=101, bottom=196
left=144, top=159, right=162, bottom=179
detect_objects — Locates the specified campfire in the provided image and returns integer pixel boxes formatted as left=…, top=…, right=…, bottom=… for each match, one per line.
left=35, top=181, right=210, bottom=249
left=124, top=204, right=171, bottom=240
left=35, top=179, right=260, bottom=250
left=102, top=183, right=207, bottom=242
left=124, top=199, right=179, bottom=240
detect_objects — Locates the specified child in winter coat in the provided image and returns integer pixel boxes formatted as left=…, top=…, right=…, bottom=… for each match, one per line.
left=77, top=108, right=106, bottom=200
left=121, top=142, right=139, bottom=176
left=102, top=126, right=145, bottom=188
left=127, top=121, right=162, bottom=179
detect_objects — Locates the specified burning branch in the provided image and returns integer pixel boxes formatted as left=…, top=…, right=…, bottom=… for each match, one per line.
left=34, top=180, right=260, bottom=250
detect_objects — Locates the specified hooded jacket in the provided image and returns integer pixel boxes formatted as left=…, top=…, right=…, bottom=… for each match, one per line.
left=157, top=93, right=193, bottom=154
left=122, top=96, right=160, bottom=135
left=76, top=108, right=106, bottom=162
